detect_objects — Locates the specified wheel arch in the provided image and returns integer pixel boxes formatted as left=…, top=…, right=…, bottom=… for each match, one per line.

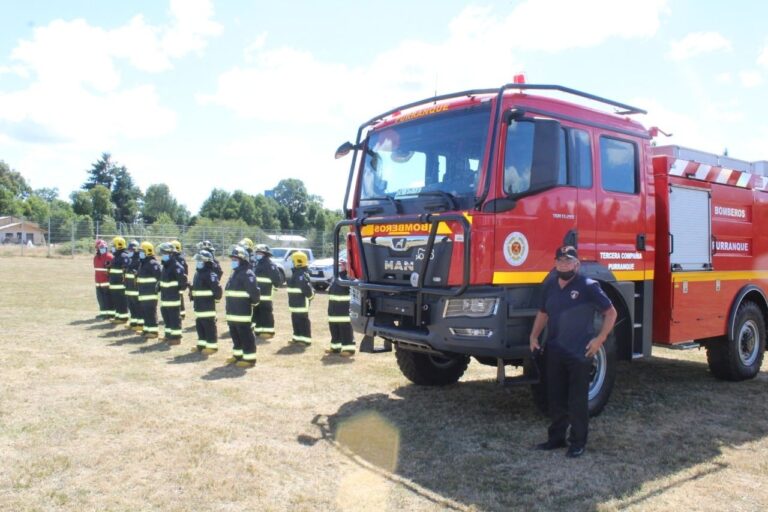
left=580, top=262, right=634, bottom=362
left=728, top=285, right=768, bottom=344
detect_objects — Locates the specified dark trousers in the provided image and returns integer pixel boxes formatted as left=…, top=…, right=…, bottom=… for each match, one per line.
left=291, top=313, right=312, bottom=344
left=546, top=349, right=591, bottom=448
left=112, top=288, right=128, bottom=322
left=229, top=322, right=256, bottom=360
left=329, top=322, right=353, bottom=347
left=127, top=295, right=141, bottom=327
left=253, top=302, right=275, bottom=335
left=180, top=295, right=186, bottom=318
left=195, top=318, right=218, bottom=348
left=96, top=285, right=112, bottom=317
left=161, top=306, right=182, bottom=339
left=141, top=300, right=158, bottom=334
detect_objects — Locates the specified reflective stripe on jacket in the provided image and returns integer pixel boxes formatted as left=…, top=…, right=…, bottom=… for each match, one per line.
left=225, top=263, right=260, bottom=323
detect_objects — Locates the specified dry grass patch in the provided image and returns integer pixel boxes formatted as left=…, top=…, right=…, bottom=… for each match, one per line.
left=0, top=256, right=767, bottom=511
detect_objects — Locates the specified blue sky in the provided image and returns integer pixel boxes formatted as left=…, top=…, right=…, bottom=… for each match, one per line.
left=1, top=0, right=767, bottom=214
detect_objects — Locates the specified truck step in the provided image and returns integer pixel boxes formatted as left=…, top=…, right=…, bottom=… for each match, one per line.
left=669, top=341, right=701, bottom=350
left=501, top=375, right=540, bottom=387
left=359, top=336, right=392, bottom=353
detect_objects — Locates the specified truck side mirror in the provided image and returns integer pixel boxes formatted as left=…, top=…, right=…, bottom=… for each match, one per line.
left=335, top=141, right=355, bottom=159
left=528, top=119, right=561, bottom=192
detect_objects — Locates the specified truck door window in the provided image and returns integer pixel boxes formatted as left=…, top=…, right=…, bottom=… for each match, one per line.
left=570, top=129, right=593, bottom=188
left=600, top=137, right=638, bottom=194
left=504, top=122, right=566, bottom=195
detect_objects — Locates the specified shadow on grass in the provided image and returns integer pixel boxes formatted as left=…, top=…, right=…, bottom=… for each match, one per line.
left=107, top=335, right=146, bottom=346
left=305, top=356, right=768, bottom=511
left=167, top=352, right=209, bottom=365
left=100, top=328, right=135, bottom=339
left=69, top=318, right=101, bottom=326
left=130, top=340, right=171, bottom=354
left=320, top=353, right=354, bottom=366
left=87, top=322, right=117, bottom=330
left=183, top=325, right=196, bottom=333
left=201, top=365, right=246, bottom=380
left=275, top=344, right=308, bottom=355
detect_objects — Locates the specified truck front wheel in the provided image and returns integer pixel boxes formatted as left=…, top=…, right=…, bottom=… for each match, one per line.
left=526, top=331, right=617, bottom=418
left=395, top=346, right=470, bottom=386
left=706, top=301, right=766, bottom=381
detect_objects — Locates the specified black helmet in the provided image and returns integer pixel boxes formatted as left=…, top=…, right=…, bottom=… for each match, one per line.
left=195, top=250, right=214, bottom=263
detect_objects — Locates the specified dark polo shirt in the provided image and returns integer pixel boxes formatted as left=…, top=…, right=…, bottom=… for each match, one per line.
left=539, top=273, right=612, bottom=358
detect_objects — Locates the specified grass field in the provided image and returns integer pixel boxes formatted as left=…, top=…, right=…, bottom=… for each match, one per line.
left=1, top=255, right=767, bottom=511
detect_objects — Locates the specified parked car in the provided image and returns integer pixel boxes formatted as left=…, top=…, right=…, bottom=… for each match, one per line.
left=269, top=247, right=315, bottom=285
left=308, top=250, right=346, bottom=291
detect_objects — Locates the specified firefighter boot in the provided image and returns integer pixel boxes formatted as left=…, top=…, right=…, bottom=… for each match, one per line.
left=235, top=360, right=255, bottom=368
left=202, top=348, right=218, bottom=355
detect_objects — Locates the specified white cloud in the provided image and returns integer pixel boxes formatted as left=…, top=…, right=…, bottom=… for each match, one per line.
left=758, top=44, right=768, bottom=68
left=739, top=70, right=763, bottom=88
left=667, top=32, right=731, bottom=61
left=715, top=72, right=732, bottom=84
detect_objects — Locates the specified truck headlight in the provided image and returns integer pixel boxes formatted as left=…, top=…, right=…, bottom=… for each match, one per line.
left=443, top=298, right=499, bottom=318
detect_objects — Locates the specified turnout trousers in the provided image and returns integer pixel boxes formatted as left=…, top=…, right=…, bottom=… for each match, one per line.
left=111, top=287, right=129, bottom=323
left=96, top=284, right=113, bottom=318
left=161, top=306, right=182, bottom=340
left=546, top=349, right=591, bottom=449
left=329, top=322, right=354, bottom=352
left=253, top=301, right=275, bottom=337
left=127, top=295, right=141, bottom=329
left=290, top=313, right=312, bottom=345
left=228, top=321, right=256, bottom=362
left=140, top=299, right=159, bottom=336
left=195, top=318, right=218, bottom=350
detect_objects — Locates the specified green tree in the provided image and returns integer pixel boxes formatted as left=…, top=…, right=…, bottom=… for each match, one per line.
left=232, top=190, right=259, bottom=226
left=199, top=189, right=231, bottom=219
left=273, top=179, right=309, bottom=229
left=22, top=195, right=50, bottom=225
left=111, top=166, right=142, bottom=223
left=49, top=200, right=75, bottom=243
left=0, top=161, right=30, bottom=215
left=83, top=153, right=117, bottom=191
left=33, top=187, right=58, bottom=202
left=71, top=190, right=94, bottom=216
left=89, top=185, right=114, bottom=223
left=254, top=195, right=279, bottom=230
left=143, top=184, right=178, bottom=224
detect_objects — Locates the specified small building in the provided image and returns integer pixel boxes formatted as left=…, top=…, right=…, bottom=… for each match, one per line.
left=0, top=216, right=47, bottom=245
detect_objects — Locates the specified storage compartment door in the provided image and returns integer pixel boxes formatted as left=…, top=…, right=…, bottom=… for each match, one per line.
left=669, top=186, right=711, bottom=271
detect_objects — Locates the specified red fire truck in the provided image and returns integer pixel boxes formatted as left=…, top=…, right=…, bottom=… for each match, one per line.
left=333, top=80, right=768, bottom=415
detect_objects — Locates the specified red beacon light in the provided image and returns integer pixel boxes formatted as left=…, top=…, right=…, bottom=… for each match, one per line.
left=513, top=73, right=526, bottom=84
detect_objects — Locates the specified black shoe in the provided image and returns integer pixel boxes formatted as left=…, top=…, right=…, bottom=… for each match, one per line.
left=565, top=446, right=585, bottom=458
left=535, top=439, right=567, bottom=451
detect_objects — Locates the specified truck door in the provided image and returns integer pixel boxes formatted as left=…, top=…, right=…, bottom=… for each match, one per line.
left=594, top=135, right=646, bottom=278
left=571, top=129, right=597, bottom=260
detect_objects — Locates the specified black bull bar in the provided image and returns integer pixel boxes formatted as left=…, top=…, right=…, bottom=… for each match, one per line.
left=333, top=213, right=472, bottom=326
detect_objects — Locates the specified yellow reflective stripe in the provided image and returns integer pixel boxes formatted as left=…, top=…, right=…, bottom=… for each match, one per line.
left=192, top=290, right=214, bottom=297
left=96, top=282, right=110, bottom=288
left=329, top=343, right=342, bottom=350
left=287, top=288, right=302, bottom=293
left=226, top=314, right=252, bottom=322
left=137, top=277, right=157, bottom=283
left=195, top=311, right=216, bottom=318
left=289, top=307, right=309, bottom=313
left=125, top=273, right=136, bottom=278
left=160, top=281, right=179, bottom=288
left=259, top=296, right=272, bottom=301
left=108, top=269, right=123, bottom=274
left=292, top=335, right=312, bottom=342
left=125, top=291, right=139, bottom=297
left=226, top=290, right=250, bottom=298
left=329, top=295, right=350, bottom=301
left=242, top=353, right=257, bottom=361
left=233, top=349, right=243, bottom=356
left=138, top=295, right=157, bottom=301
left=205, top=342, right=218, bottom=349
left=161, top=301, right=181, bottom=307
left=256, top=277, right=272, bottom=283
left=109, top=285, right=126, bottom=290
left=341, top=344, right=356, bottom=351
left=328, top=316, right=351, bottom=322
left=95, top=268, right=107, bottom=272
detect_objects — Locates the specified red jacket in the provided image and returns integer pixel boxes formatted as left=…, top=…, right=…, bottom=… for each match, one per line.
left=94, top=251, right=113, bottom=284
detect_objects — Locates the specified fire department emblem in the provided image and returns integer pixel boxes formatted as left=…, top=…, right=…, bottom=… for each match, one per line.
left=503, top=232, right=529, bottom=267
left=570, top=290, right=580, bottom=300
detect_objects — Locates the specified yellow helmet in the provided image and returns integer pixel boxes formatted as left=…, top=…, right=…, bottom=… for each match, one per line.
left=171, top=240, right=182, bottom=253
left=291, top=251, right=309, bottom=269
left=140, top=241, right=155, bottom=257
left=112, top=236, right=126, bottom=250
left=239, top=238, right=254, bottom=251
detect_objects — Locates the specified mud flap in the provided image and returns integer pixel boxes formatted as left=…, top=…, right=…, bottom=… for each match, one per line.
left=359, top=335, right=392, bottom=353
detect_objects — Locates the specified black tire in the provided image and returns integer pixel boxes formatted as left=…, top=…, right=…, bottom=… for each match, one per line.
left=526, top=328, right=617, bottom=418
left=277, top=268, right=286, bottom=287
left=313, top=284, right=328, bottom=292
left=706, top=301, right=766, bottom=381
left=395, top=345, right=470, bottom=386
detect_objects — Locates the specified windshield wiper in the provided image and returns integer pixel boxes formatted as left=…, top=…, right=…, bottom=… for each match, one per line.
left=360, top=195, right=401, bottom=213
left=397, top=190, right=459, bottom=211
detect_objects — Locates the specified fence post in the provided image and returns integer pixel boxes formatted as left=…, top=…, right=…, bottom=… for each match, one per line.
left=20, top=217, right=25, bottom=256
left=71, top=221, right=75, bottom=258
left=47, top=216, right=52, bottom=257
left=95, top=220, right=100, bottom=240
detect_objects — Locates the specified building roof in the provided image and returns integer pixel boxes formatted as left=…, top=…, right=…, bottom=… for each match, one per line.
left=0, top=222, right=46, bottom=233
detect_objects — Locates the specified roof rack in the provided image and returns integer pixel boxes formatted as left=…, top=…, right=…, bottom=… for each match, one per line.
left=500, top=83, right=647, bottom=115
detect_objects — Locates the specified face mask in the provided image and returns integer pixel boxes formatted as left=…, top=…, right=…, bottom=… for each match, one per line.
left=139, top=251, right=146, bottom=260
left=231, top=260, right=240, bottom=270
left=255, top=254, right=263, bottom=261
left=162, top=254, right=170, bottom=262
left=127, top=250, right=135, bottom=257
left=111, top=247, right=116, bottom=253
left=556, top=270, right=576, bottom=281
left=99, top=247, right=106, bottom=254
left=196, top=261, right=204, bottom=269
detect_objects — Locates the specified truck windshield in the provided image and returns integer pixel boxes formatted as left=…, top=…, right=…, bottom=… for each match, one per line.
left=360, top=105, right=491, bottom=205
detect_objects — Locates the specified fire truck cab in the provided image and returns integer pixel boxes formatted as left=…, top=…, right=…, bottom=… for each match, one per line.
left=334, top=83, right=767, bottom=416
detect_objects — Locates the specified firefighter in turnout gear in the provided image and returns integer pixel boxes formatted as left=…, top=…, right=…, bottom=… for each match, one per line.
left=93, top=239, right=113, bottom=319
left=326, top=257, right=355, bottom=356
left=190, top=249, right=223, bottom=354
left=197, top=240, right=223, bottom=279
left=109, top=236, right=131, bottom=324
left=159, top=242, right=187, bottom=345
left=137, top=242, right=161, bottom=338
left=225, top=245, right=260, bottom=367
left=287, top=251, right=314, bottom=345
left=171, top=240, right=189, bottom=320
left=252, top=244, right=281, bottom=339
left=124, top=240, right=142, bottom=331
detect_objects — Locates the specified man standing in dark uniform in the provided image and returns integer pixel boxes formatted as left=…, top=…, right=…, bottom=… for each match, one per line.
left=326, top=257, right=355, bottom=356
left=171, top=240, right=189, bottom=320
left=137, top=242, right=161, bottom=339
left=197, top=240, right=223, bottom=279
left=287, top=251, right=314, bottom=345
left=252, top=244, right=281, bottom=339
left=108, top=237, right=131, bottom=324
left=124, top=240, right=142, bottom=331
left=225, top=245, right=260, bottom=367
left=190, top=249, right=223, bottom=354
left=529, top=246, right=617, bottom=458
left=158, top=242, right=187, bottom=346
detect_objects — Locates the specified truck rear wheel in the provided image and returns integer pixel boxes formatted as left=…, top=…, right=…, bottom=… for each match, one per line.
left=395, top=345, right=469, bottom=386
left=706, top=301, right=766, bottom=381
left=526, top=330, right=617, bottom=418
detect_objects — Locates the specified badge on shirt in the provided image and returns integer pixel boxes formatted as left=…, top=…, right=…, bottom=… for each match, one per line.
left=570, top=290, right=580, bottom=300
left=211, top=275, right=217, bottom=283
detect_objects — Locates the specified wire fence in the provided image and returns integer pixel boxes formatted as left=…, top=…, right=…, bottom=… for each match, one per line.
left=0, top=216, right=343, bottom=260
